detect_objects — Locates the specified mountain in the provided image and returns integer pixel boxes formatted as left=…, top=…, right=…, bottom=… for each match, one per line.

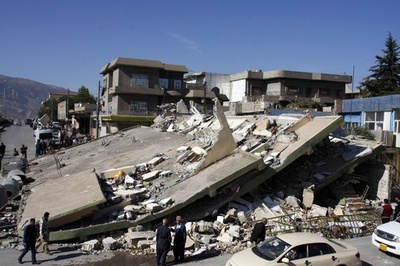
left=0, top=74, right=69, bottom=120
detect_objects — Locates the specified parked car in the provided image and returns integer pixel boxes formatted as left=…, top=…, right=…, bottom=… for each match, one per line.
left=372, top=216, right=400, bottom=255
left=226, top=232, right=361, bottom=266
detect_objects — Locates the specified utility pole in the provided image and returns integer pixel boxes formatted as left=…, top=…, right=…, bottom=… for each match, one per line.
left=203, top=80, right=207, bottom=114
left=96, top=81, right=101, bottom=139
left=3, top=86, right=5, bottom=117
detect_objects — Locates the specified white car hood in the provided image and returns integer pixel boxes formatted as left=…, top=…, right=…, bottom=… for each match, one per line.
left=230, top=247, right=274, bottom=266
left=377, top=221, right=400, bottom=234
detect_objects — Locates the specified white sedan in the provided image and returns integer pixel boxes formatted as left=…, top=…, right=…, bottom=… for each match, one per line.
left=226, top=232, right=361, bottom=266
left=372, top=216, right=400, bottom=255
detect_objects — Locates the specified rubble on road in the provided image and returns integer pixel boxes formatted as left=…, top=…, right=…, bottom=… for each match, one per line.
left=0, top=99, right=389, bottom=260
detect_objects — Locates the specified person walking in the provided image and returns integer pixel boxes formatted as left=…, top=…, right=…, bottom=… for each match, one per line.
left=20, top=144, right=28, bottom=159
left=381, top=198, right=393, bottom=224
left=394, top=196, right=400, bottom=219
left=13, top=148, right=19, bottom=156
left=156, top=218, right=171, bottom=266
left=170, top=216, right=187, bottom=263
left=0, top=142, right=5, bottom=158
left=18, top=218, right=40, bottom=264
left=250, top=218, right=267, bottom=244
left=35, top=212, right=51, bottom=255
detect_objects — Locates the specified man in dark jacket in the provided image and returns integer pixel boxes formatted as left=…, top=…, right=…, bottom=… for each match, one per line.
left=156, top=218, right=171, bottom=266
left=171, top=215, right=187, bottom=263
left=18, top=218, right=39, bottom=264
left=250, top=218, right=267, bottom=244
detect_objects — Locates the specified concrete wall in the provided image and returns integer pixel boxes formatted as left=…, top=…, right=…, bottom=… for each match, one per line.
left=231, top=80, right=246, bottom=102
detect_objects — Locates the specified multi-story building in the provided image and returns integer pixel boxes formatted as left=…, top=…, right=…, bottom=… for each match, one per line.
left=99, top=57, right=188, bottom=134
left=185, top=69, right=352, bottom=114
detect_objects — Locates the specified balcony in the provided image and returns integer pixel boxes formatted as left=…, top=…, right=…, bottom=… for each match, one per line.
left=110, top=86, right=164, bottom=96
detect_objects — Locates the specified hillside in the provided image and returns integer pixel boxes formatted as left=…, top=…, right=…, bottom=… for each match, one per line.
left=0, top=74, right=69, bottom=120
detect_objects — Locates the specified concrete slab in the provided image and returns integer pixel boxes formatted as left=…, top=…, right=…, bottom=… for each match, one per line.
left=19, top=169, right=106, bottom=229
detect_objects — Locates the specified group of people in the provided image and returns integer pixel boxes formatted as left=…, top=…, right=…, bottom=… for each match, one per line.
left=156, top=216, right=187, bottom=266
left=18, top=212, right=51, bottom=264
left=381, top=197, right=400, bottom=224
left=0, top=142, right=28, bottom=159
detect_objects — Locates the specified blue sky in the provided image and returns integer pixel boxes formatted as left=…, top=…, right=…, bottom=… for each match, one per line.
left=1, top=0, right=399, bottom=96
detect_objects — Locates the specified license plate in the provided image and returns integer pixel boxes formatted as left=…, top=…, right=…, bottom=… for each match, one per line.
left=379, top=243, right=387, bottom=252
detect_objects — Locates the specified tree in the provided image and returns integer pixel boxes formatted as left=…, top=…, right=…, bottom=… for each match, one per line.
left=37, top=98, right=58, bottom=121
left=36, top=86, right=96, bottom=121
left=75, top=86, right=96, bottom=104
left=358, top=32, right=400, bottom=97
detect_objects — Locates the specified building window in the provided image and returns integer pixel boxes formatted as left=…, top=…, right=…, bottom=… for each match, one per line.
left=173, top=80, right=182, bottom=90
left=159, top=78, right=169, bottom=89
left=286, top=87, right=299, bottom=95
left=131, top=74, right=149, bottom=87
left=365, top=111, right=383, bottom=130
left=394, top=109, right=400, bottom=133
left=130, top=101, right=148, bottom=114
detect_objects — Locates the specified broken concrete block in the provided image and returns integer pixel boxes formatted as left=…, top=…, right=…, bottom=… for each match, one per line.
left=147, top=157, right=164, bottom=168
left=228, top=225, right=240, bottom=238
left=213, top=220, right=225, bottom=231
left=146, top=203, right=162, bottom=212
left=81, top=239, right=100, bottom=252
left=302, top=188, right=314, bottom=208
left=102, top=237, right=117, bottom=250
left=237, top=211, right=250, bottom=224
left=124, top=230, right=155, bottom=248
left=216, top=232, right=232, bottom=243
left=159, top=197, right=172, bottom=206
left=176, top=150, right=192, bottom=164
left=285, top=196, right=300, bottom=208
left=177, top=146, right=190, bottom=152
left=137, top=240, right=154, bottom=250
left=201, top=235, right=211, bottom=245
left=142, top=170, right=160, bottom=182
left=159, top=170, right=172, bottom=178
left=311, top=204, right=328, bottom=217
left=196, top=221, right=214, bottom=233
left=192, top=146, right=206, bottom=155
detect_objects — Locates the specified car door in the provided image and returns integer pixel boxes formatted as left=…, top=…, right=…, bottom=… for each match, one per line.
left=301, top=243, right=337, bottom=266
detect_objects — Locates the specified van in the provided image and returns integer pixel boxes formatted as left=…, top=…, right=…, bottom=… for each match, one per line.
left=34, top=128, right=53, bottom=143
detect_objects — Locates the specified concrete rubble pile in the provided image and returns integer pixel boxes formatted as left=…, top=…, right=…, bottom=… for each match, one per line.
left=2, top=99, right=387, bottom=259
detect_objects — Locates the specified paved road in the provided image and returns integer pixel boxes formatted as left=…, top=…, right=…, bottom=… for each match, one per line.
left=0, top=123, right=36, bottom=164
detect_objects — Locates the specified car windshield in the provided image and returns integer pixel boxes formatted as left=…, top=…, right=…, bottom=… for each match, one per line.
left=253, top=236, right=291, bottom=260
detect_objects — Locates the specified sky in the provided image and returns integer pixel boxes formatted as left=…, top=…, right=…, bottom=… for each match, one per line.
left=1, top=0, right=400, bottom=96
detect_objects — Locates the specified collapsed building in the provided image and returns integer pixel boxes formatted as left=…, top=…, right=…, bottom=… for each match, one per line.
left=3, top=99, right=388, bottom=255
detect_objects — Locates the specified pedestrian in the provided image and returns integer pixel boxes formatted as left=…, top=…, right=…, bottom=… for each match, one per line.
left=0, top=142, right=5, bottom=158
left=20, top=144, right=28, bottom=159
left=13, top=148, right=19, bottom=156
left=381, top=198, right=393, bottom=224
left=170, top=215, right=187, bottom=263
left=394, top=196, right=400, bottom=219
left=156, top=218, right=171, bottom=266
left=35, top=140, right=41, bottom=157
left=35, top=212, right=51, bottom=255
left=250, top=218, right=267, bottom=244
left=18, top=218, right=40, bottom=264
